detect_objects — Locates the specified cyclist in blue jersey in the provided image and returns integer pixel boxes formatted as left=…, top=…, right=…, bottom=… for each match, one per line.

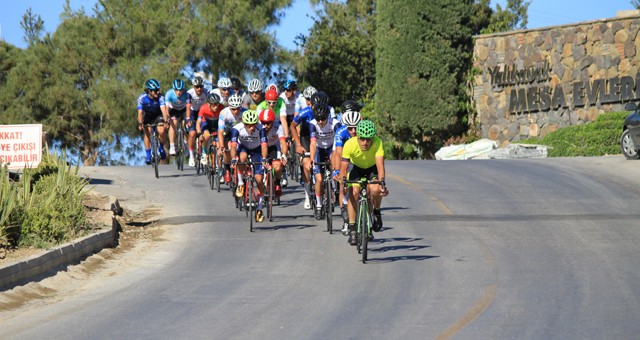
left=332, top=109, right=362, bottom=233
left=164, top=79, right=188, bottom=156
left=137, top=79, right=169, bottom=164
left=186, top=76, right=209, bottom=167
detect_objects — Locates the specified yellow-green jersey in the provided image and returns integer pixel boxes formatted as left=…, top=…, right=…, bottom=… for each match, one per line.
left=341, top=136, right=384, bottom=168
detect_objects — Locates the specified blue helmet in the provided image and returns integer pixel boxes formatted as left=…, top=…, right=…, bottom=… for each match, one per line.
left=284, top=80, right=298, bottom=90
left=172, top=79, right=185, bottom=90
left=144, top=79, right=160, bottom=91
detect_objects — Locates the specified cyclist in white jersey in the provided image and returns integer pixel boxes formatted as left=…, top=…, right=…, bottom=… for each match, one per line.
left=218, top=93, right=246, bottom=183
left=212, top=77, right=232, bottom=106
left=186, top=76, right=209, bottom=167
left=258, top=108, right=288, bottom=198
left=308, top=103, right=341, bottom=218
left=230, top=110, right=268, bottom=223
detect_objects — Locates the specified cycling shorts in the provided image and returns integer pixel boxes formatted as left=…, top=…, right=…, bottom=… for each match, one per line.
left=169, top=108, right=186, bottom=120
left=238, top=146, right=264, bottom=175
left=143, top=112, right=164, bottom=125
left=347, top=164, right=378, bottom=185
left=313, top=148, right=332, bottom=175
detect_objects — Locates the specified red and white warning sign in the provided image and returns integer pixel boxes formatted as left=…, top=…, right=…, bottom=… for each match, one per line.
left=0, top=124, right=43, bottom=169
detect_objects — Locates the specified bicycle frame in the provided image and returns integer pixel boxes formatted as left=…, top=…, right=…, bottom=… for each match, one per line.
left=144, top=122, right=165, bottom=179
left=344, top=178, right=383, bottom=263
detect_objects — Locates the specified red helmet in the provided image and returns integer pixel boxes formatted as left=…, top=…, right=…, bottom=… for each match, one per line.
left=265, top=89, right=278, bottom=101
left=259, top=108, right=276, bottom=123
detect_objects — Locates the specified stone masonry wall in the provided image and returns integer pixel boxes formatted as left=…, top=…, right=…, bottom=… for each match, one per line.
left=473, top=14, right=640, bottom=147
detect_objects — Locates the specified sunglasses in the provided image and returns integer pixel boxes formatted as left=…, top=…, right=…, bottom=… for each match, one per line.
left=267, top=101, right=277, bottom=105
left=221, top=87, right=230, bottom=91
left=194, top=85, right=203, bottom=89
left=250, top=91, right=262, bottom=94
left=230, top=107, right=241, bottom=111
left=285, top=88, right=295, bottom=92
left=348, top=127, right=357, bottom=131
left=150, top=89, right=160, bottom=93
left=245, top=123, right=257, bottom=128
left=261, top=121, right=273, bottom=125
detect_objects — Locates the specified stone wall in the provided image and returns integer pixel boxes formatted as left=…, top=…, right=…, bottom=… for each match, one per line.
left=473, top=13, right=640, bottom=147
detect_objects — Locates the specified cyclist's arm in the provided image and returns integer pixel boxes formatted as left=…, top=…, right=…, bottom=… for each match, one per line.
left=161, top=104, right=169, bottom=122
left=332, top=146, right=343, bottom=171
left=375, top=155, right=385, bottom=183
left=339, top=157, right=350, bottom=184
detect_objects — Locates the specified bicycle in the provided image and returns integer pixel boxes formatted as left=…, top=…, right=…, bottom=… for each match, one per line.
left=316, top=161, right=334, bottom=234
left=343, top=177, right=385, bottom=263
left=194, top=133, right=203, bottom=175
left=144, top=122, right=165, bottom=179
left=285, top=138, right=299, bottom=184
left=175, top=117, right=186, bottom=171
left=236, top=160, right=263, bottom=232
left=263, top=159, right=276, bottom=222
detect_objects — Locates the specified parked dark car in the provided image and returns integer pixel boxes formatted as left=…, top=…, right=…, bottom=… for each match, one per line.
left=621, top=102, right=640, bottom=159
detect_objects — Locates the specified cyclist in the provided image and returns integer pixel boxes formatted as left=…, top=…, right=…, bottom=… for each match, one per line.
left=309, top=90, right=337, bottom=120
left=259, top=108, right=288, bottom=198
left=196, top=93, right=224, bottom=166
left=289, top=89, right=322, bottom=209
left=164, top=79, right=188, bottom=156
left=218, top=93, right=246, bottom=183
left=257, top=89, right=287, bottom=135
left=137, top=79, right=169, bottom=164
left=230, top=110, right=268, bottom=223
left=212, top=77, right=233, bottom=106
left=230, top=76, right=244, bottom=97
left=280, top=80, right=305, bottom=123
left=243, top=79, right=264, bottom=110
left=339, top=120, right=389, bottom=245
left=186, top=76, right=209, bottom=167
left=309, top=103, right=341, bottom=219
left=332, top=109, right=362, bottom=233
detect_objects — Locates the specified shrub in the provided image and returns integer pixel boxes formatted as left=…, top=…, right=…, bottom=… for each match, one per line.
left=520, top=111, right=627, bottom=157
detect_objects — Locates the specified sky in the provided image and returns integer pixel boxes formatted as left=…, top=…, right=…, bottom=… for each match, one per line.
left=0, top=1, right=637, bottom=50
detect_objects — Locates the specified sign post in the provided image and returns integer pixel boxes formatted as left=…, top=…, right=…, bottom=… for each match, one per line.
left=0, top=124, right=43, bottom=170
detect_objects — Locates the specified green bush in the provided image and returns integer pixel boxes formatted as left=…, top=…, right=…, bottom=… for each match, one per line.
left=18, top=151, right=89, bottom=247
left=520, top=111, right=628, bottom=157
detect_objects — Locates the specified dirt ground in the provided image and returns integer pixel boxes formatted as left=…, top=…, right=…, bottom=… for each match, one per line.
left=0, top=191, right=165, bottom=311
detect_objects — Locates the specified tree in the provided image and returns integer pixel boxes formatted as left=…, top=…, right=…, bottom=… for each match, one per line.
left=294, top=0, right=376, bottom=107
left=376, top=0, right=474, bottom=158
left=20, top=8, right=45, bottom=46
left=632, top=0, right=640, bottom=9
left=0, top=0, right=293, bottom=165
left=482, top=0, right=530, bottom=34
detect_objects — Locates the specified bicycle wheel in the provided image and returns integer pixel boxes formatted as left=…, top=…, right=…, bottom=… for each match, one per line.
left=360, top=200, right=370, bottom=263
left=151, top=132, right=159, bottom=179
left=248, top=178, right=255, bottom=232
left=325, top=177, right=333, bottom=234
left=176, top=124, right=184, bottom=171
left=266, top=169, right=274, bottom=222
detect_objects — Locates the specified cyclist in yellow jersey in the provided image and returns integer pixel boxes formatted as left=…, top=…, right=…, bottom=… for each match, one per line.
left=339, top=120, right=389, bottom=245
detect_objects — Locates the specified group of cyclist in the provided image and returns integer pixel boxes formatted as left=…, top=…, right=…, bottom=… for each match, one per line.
left=136, top=77, right=389, bottom=244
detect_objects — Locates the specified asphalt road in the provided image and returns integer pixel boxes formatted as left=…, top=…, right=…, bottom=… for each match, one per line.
left=1, top=156, right=639, bottom=339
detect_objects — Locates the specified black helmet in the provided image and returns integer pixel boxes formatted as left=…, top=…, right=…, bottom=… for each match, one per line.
left=313, top=103, right=331, bottom=121
left=230, top=76, right=242, bottom=89
left=192, top=76, right=204, bottom=87
left=340, top=100, right=362, bottom=113
left=310, top=91, right=329, bottom=106
left=207, top=93, right=221, bottom=104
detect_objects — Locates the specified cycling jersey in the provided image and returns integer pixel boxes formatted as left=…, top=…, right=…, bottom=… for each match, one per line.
left=187, top=88, right=209, bottom=114
left=218, top=107, right=245, bottom=134
left=264, top=121, right=285, bottom=150
left=231, top=122, right=267, bottom=150
left=341, top=136, right=384, bottom=169
left=309, top=117, right=341, bottom=150
left=333, top=125, right=352, bottom=149
left=198, top=104, right=223, bottom=132
left=211, top=88, right=230, bottom=106
left=256, top=98, right=287, bottom=118
left=279, top=92, right=305, bottom=117
left=164, top=89, right=188, bottom=110
left=137, top=93, right=166, bottom=116
left=242, top=93, right=260, bottom=110
left=293, top=106, right=314, bottom=137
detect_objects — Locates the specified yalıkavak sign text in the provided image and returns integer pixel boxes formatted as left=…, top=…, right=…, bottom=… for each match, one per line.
left=0, top=124, right=42, bottom=169
left=488, top=61, right=640, bottom=114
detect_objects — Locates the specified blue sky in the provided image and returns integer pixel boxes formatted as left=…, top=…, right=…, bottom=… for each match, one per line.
left=0, top=0, right=636, bottom=50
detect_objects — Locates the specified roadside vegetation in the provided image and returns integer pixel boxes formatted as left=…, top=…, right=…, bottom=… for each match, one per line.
left=519, top=111, right=628, bottom=157
left=0, top=151, right=89, bottom=252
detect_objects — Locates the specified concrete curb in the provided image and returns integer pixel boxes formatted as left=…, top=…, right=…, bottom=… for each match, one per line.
left=0, top=216, right=120, bottom=291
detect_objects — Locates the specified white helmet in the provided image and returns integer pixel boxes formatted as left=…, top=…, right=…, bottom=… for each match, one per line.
left=248, top=79, right=264, bottom=93
left=217, top=77, right=233, bottom=88
left=228, top=93, right=243, bottom=108
left=266, top=83, right=278, bottom=93
left=303, top=86, right=317, bottom=99
left=341, top=110, right=362, bottom=127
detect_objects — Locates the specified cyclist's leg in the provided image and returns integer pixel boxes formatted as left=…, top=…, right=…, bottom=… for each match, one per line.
left=313, top=151, right=323, bottom=210
left=346, top=168, right=363, bottom=244
left=154, top=115, right=167, bottom=159
left=142, top=114, right=153, bottom=163
left=187, top=111, right=197, bottom=165
left=365, top=167, right=384, bottom=231
left=168, top=109, right=177, bottom=155
left=300, top=136, right=312, bottom=209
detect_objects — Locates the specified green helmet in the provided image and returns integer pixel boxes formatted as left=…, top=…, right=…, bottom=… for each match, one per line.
left=356, top=120, right=376, bottom=138
left=242, top=109, right=259, bottom=124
